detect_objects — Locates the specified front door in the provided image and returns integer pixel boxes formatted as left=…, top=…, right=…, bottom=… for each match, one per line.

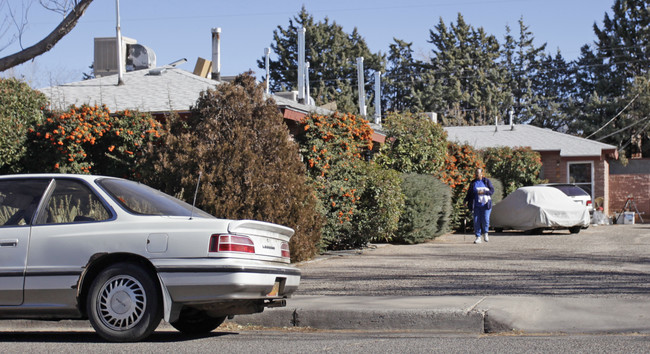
left=0, top=179, right=51, bottom=305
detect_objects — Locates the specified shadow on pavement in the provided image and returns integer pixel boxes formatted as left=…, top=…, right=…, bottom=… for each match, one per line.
left=0, top=330, right=237, bottom=343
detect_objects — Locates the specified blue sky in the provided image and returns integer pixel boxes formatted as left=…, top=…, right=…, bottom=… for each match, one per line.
left=2, top=0, right=615, bottom=88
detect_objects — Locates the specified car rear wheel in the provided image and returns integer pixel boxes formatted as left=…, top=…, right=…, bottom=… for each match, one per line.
left=87, top=263, right=162, bottom=342
left=171, top=307, right=226, bottom=335
left=569, top=226, right=581, bottom=234
left=527, top=228, right=544, bottom=235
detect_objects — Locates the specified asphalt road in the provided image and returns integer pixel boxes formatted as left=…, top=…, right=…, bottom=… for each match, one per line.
left=0, top=329, right=649, bottom=353
left=296, top=224, right=650, bottom=298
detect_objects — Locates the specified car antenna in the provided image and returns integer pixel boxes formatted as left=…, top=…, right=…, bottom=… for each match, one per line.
left=190, top=171, right=202, bottom=220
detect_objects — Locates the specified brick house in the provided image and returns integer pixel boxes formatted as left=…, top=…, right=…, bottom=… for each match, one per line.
left=608, top=159, right=650, bottom=222
left=444, top=124, right=619, bottom=215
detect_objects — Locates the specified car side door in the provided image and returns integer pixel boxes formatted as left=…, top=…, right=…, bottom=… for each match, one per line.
left=25, top=178, right=114, bottom=307
left=0, top=178, right=51, bottom=305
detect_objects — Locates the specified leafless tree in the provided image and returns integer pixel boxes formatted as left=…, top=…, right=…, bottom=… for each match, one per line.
left=0, top=0, right=93, bottom=72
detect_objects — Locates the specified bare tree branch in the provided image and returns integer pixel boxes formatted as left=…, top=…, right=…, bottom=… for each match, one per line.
left=8, top=0, right=33, bottom=50
left=0, top=0, right=93, bottom=72
left=39, top=0, right=76, bottom=15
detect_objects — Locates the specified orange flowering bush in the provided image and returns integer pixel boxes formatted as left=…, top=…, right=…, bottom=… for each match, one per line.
left=23, top=104, right=164, bottom=176
left=438, top=142, right=485, bottom=229
left=297, top=112, right=386, bottom=249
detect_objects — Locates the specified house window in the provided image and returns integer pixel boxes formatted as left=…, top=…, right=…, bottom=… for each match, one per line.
left=567, top=162, right=594, bottom=198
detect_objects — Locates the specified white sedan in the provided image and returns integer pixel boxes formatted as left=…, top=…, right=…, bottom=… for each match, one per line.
left=0, top=174, right=300, bottom=342
left=491, top=186, right=590, bottom=234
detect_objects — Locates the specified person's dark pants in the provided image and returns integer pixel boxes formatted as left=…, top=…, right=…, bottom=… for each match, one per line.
left=473, top=204, right=491, bottom=237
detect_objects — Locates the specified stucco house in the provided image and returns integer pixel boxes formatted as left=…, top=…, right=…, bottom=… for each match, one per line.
left=444, top=123, right=619, bottom=215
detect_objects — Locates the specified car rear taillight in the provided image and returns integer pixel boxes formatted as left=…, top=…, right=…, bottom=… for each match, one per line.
left=281, top=242, right=290, bottom=259
left=209, top=234, right=255, bottom=254
left=586, top=200, right=592, bottom=207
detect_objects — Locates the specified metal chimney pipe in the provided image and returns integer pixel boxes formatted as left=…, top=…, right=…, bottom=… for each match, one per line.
left=264, top=47, right=271, bottom=95
left=374, top=71, right=381, bottom=124
left=305, top=61, right=311, bottom=105
left=115, top=0, right=124, bottom=85
left=211, top=27, right=222, bottom=81
left=357, top=57, right=366, bottom=117
left=297, top=27, right=306, bottom=103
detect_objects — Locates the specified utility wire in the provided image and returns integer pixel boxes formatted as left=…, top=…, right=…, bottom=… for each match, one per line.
left=585, top=93, right=640, bottom=139
left=596, top=115, right=650, bottom=141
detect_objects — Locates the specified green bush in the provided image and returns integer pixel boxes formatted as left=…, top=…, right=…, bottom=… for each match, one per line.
left=352, top=163, right=405, bottom=244
left=139, top=73, right=322, bottom=262
left=483, top=146, right=544, bottom=197
left=0, top=78, right=47, bottom=173
left=375, top=112, right=448, bottom=174
left=395, top=173, right=452, bottom=244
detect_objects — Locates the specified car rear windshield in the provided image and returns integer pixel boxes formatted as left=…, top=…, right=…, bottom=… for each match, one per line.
left=97, top=178, right=215, bottom=218
left=550, top=185, right=589, bottom=197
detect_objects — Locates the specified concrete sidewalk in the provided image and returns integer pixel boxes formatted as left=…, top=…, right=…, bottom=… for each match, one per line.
left=232, top=295, right=650, bottom=334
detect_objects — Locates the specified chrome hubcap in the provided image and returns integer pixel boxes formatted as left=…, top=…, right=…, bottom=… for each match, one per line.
left=97, top=275, right=146, bottom=331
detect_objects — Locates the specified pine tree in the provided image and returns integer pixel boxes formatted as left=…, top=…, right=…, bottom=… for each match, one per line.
left=571, top=0, right=650, bottom=156
left=258, top=6, right=385, bottom=114
left=529, top=50, right=576, bottom=131
left=501, top=18, right=547, bottom=124
left=422, top=14, right=511, bottom=126
left=382, top=38, right=423, bottom=113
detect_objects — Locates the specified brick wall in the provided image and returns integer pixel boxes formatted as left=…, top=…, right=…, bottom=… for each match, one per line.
left=609, top=174, right=650, bottom=222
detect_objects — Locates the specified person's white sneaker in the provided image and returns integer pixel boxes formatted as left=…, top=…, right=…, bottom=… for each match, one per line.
left=474, top=237, right=482, bottom=244
left=483, top=233, right=489, bottom=242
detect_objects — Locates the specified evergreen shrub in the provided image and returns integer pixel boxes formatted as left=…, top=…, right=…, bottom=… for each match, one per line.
left=395, top=173, right=452, bottom=244
left=352, top=163, right=404, bottom=244
left=0, top=78, right=47, bottom=173
left=139, top=73, right=322, bottom=262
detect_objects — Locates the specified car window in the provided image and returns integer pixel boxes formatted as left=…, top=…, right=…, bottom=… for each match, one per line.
left=38, top=179, right=112, bottom=224
left=97, top=178, right=214, bottom=218
left=0, top=179, right=51, bottom=227
left=552, top=185, right=589, bottom=197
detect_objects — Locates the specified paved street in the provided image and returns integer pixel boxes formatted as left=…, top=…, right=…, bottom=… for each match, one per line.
left=0, top=330, right=648, bottom=353
left=296, top=224, right=650, bottom=298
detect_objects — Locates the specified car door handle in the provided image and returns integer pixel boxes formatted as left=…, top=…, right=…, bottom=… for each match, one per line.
left=0, top=239, right=18, bottom=247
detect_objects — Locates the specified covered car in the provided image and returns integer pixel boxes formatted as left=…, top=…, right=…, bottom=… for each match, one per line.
left=491, top=186, right=590, bottom=234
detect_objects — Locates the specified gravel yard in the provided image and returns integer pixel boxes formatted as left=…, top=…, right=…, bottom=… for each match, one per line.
left=296, top=224, right=650, bottom=298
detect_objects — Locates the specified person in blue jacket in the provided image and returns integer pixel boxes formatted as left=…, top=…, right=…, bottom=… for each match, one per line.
left=464, top=168, right=495, bottom=244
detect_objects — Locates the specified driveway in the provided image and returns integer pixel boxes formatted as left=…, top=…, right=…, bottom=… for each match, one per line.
left=296, top=224, right=650, bottom=298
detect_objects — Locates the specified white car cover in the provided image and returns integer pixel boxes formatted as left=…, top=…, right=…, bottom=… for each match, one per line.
left=491, top=186, right=590, bottom=230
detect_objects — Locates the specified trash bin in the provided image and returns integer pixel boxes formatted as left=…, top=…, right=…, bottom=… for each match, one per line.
left=623, top=211, right=635, bottom=224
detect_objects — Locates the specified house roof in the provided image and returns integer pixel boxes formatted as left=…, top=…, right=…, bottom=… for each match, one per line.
left=41, top=67, right=219, bottom=114
left=39, top=67, right=388, bottom=143
left=444, top=124, right=618, bottom=158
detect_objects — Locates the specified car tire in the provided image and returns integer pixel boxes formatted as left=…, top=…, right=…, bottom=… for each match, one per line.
left=171, top=308, right=226, bottom=335
left=569, top=226, right=581, bottom=234
left=87, top=263, right=162, bottom=342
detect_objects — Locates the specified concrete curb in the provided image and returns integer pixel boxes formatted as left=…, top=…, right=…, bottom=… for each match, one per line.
left=2, top=296, right=649, bottom=334
left=230, top=295, right=650, bottom=334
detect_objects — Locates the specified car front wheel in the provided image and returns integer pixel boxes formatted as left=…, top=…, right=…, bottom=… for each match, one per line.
left=87, top=263, right=162, bottom=342
left=171, top=307, right=226, bottom=335
left=569, top=226, right=581, bottom=234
